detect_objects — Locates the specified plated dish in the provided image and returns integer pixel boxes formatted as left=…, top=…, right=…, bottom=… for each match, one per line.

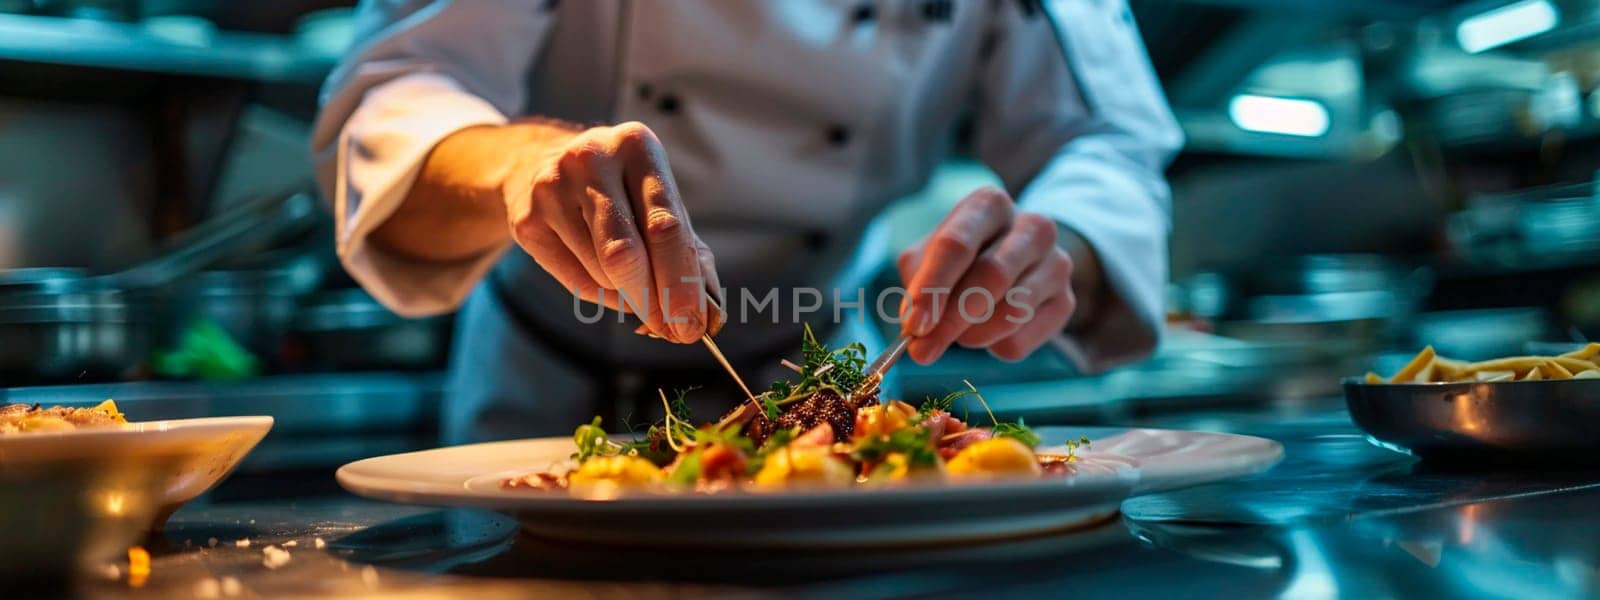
left=338, top=426, right=1281, bottom=548
left=339, top=330, right=1283, bottom=547
left=502, top=328, right=1093, bottom=496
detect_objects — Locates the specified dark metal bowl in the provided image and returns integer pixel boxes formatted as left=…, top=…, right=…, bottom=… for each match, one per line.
left=1344, top=378, right=1600, bottom=462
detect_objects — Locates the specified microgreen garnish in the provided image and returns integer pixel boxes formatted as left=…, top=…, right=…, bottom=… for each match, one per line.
left=572, top=416, right=615, bottom=461
left=963, top=379, right=1044, bottom=449
left=757, top=324, right=870, bottom=408
left=656, top=389, right=697, bottom=453
left=693, top=424, right=755, bottom=455
left=917, top=389, right=971, bottom=421
left=991, top=420, right=1042, bottom=448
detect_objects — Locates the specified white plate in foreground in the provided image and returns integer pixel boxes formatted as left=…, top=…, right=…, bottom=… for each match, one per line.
left=338, top=426, right=1280, bottom=549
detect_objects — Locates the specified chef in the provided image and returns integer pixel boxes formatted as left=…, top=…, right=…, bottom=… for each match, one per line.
left=312, top=0, right=1182, bottom=443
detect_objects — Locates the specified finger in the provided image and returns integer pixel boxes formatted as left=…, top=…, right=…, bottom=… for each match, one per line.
left=895, top=239, right=927, bottom=317
left=954, top=214, right=1058, bottom=348
left=697, top=240, right=727, bottom=336
left=571, top=144, right=671, bottom=339
left=998, top=249, right=1075, bottom=329
left=907, top=243, right=1043, bottom=365
left=907, top=307, right=965, bottom=365
left=910, top=217, right=1049, bottom=365
left=990, top=293, right=1076, bottom=362
left=909, top=257, right=1017, bottom=365
left=542, top=181, right=614, bottom=290
left=902, top=188, right=1013, bottom=337
left=618, top=122, right=705, bottom=343
left=511, top=218, right=620, bottom=310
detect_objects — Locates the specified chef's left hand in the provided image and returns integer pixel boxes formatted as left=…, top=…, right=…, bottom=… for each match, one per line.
left=898, top=187, right=1075, bottom=365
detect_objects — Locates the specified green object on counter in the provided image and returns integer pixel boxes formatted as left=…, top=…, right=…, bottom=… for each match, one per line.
left=153, top=318, right=260, bottom=380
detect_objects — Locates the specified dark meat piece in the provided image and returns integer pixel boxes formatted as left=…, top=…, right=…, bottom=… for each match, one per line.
left=719, top=389, right=861, bottom=446
left=774, top=390, right=854, bottom=443
left=743, top=412, right=777, bottom=447
left=718, top=403, right=778, bottom=447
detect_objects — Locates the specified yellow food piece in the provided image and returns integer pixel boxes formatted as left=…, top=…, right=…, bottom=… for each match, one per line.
left=1433, top=357, right=1471, bottom=380
left=870, top=452, right=945, bottom=483
left=1562, top=343, right=1600, bottom=360
left=1542, top=360, right=1574, bottom=379
left=1373, top=347, right=1600, bottom=383
left=128, top=546, right=150, bottom=588
left=567, top=456, right=663, bottom=487
left=0, top=399, right=128, bottom=434
left=1390, top=346, right=1436, bottom=382
left=752, top=447, right=854, bottom=488
left=94, top=399, right=124, bottom=420
left=946, top=437, right=1042, bottom=479
left=853, top=400, right=917, bottom=440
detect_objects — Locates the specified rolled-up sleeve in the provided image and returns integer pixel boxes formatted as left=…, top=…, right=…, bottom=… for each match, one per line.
left=972, top=0, right=1184, bottom=370
left=311, top=0, right=554, bottom=316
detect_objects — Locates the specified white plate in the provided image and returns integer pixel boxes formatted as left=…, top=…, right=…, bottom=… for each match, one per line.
left=0, top=416, right=273, bottom=575
left=338, top=426, right=1281, bottom=549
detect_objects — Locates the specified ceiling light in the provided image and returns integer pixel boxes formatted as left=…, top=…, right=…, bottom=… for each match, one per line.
left=1228, top=95, right=1331, bottom=137
left=1457, top=0, right=1559, bottom=54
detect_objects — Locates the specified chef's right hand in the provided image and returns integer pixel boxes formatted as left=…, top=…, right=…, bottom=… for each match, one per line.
left=503, top=122, right=722, bottom=343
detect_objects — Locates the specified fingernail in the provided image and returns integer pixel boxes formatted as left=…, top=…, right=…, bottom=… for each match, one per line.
left=914, top=310, right=934, bottom=337
left=676, top=313, right=705, bottom=342
left=633, top=324, right=650, bottom=336
left=692, top=312, right=707, bottom=338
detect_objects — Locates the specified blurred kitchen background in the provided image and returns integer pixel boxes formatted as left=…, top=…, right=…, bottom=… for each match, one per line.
left=1, top=0, right=1598, bottom=495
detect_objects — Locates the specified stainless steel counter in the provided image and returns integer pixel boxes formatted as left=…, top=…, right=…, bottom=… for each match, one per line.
left=37, top=402, right=1600, bottom=599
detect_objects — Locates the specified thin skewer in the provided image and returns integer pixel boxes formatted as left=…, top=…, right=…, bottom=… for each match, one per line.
left=633, top=289, right=763, bottom=429
left=701, top=334, right=757, bottom=404
left=697, top=293, right=764, bottom=418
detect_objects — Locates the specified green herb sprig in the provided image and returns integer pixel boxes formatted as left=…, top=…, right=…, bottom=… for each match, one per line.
left=991, top=420, right=1042, bottom=448
left=916, top=389, right=971, bottom=421
left=759, top=324, right=870, bottom=407
left=572, top=416, right=618, bottom=461
left=964, top=380, right=1042, bottom=448
left=850, top=427, right=940, bottom=468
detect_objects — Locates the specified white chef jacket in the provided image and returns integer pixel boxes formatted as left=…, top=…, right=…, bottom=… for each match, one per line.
left=311, top=0, right=1182, bottom=440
